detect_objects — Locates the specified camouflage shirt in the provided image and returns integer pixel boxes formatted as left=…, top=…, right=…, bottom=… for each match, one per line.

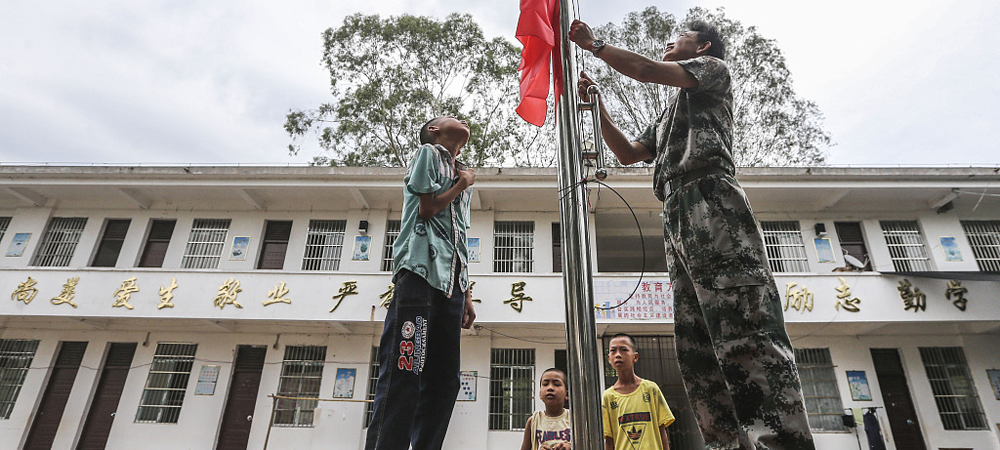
left=636, top=56, right=735, bottom=202
left=393, top=143, right=472, bottom=295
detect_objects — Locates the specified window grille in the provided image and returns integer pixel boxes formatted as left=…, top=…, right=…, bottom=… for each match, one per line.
left=961, top=220, right=1000, bottom=272
left=180, top=219, right=230, bottom=269
left=494, top=221, right=534, bottom=273
left=274, top=346, right=326, bottom=427
left=0, top=217, right=11, bottom=243
left=381, top=220, right=401, bottom=272
left=364, top=346, right=380, bottom=426
left=489, top=348, right=534, bottom=430
left=761, top=221, right=810, bottom=272
left=0, top=339, right=40, bottom=419
left=302, top=220, right=346, bottom=271
left=793, top=348, right=846, bottom=431
left=135, top=343, right=197, bottom=424
left=31, top=217, right=88, bottom=267
left=918, top=347, right=987, bottom=430
left=880, top=221, right=931, bottom=271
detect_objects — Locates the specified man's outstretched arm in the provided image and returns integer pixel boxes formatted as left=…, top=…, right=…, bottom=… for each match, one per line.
left=568, top=20, right=698, bottom=89
left=578, top=72, right=653, bottom=166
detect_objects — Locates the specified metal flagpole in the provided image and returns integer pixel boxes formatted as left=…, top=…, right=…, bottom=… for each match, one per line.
left=554, top=1, right=604, bottom=449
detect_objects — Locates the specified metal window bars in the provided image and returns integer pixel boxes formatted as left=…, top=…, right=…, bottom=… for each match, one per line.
left=380, top=220, right=401, bottom=272
left=0, top=216, right=10, bottom=242
left=879, top=220, right=932, bottom=272
left=961, top=220, right=1000, bottom=272
left=794, top=348, right=846, bottom=431
left=0, top=339, right=40, bottom=419
left=761, top=221, right=810, bottom=272
left=364, top=346, right=380, bottom=426
left=135, top=343, right=198, bottom=424
left=493, top=221, right=535, bottom=273
left=301, top=220, right=346, bottom=271
left=30, top=217, right=88, bottom=267
left=180, top=219, right=231, bottom=269
left=918, top=347, right=988, bottom=430
left=488, top=348, right=535, bottom=430
left=273, top=346, right=327, bottom=427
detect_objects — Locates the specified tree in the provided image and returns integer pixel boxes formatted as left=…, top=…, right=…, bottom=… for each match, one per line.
left=285, top=13, right=555, bottom=167
left=589, top=7, right=830, bottom=166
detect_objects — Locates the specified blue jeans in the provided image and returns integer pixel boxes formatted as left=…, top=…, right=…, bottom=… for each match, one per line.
left=364, top=269, right=465, bottom=450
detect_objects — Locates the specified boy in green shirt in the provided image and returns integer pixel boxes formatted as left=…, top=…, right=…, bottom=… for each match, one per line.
left=603, top=333, right=674, bottom=450
left=365, top=116, right=477, bottom=450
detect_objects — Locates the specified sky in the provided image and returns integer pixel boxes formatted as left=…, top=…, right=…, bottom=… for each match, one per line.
left=1, top=0, right=998, bottom=167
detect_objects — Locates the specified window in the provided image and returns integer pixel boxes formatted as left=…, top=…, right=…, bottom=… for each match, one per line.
left=139, top=220, right=176, bottom=268
left=257, top=221, right=292, bottom=270
left=835, top=222, right=871, bottom=270
left=961, top=220, right=1000, bottom=272
left=919, top=347, right=987, bottom=430
left=494, top=221, right=534, bottom=273
left=0, top=216, right=11, bottom=242
left=274, top=346, right=326, bottom=427
left=136, top=343, right=197, bottom=424
left=31, top=217, right=88, bottom=267
left=551, top=223, right=562, bottom=273
left=489, top=348, right=534, bottom=430
left=302, top=220, right=346, bottom=271
left=0, top=339, right=40, bottom=419
left=761, top=221, right=809, bottom=272
left=180, top=219, right=230, bottom=269
left=794, top=348, right=846, bottom=431
left=364, top=346, right=380, bottom=426
left=880, top=221, right=931, bottom=271
left=381, top=220, right=401, bottom=272
left=91, top=219, right=131, bottom=267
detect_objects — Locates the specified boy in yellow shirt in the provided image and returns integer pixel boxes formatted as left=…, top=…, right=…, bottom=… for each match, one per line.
left=603, top=333, right=674, bottom=450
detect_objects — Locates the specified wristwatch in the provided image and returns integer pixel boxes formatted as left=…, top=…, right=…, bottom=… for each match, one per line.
left=590, top=39, right=606, bottom=57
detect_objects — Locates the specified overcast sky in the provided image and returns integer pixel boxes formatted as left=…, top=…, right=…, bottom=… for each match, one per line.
left=1, top=0, right=997, bottom=166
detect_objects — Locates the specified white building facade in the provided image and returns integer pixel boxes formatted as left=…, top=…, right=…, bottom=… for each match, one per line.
left=0, top=165, right=998, bottom=450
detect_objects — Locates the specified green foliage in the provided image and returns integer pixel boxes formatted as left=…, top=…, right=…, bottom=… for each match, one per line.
left=590, top=7, right=830, bottom=166
left=286, top=13, right=554, bottom=167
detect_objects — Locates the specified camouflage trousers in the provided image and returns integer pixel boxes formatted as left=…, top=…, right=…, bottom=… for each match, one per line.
left=662, top=173, right=815, bottom=450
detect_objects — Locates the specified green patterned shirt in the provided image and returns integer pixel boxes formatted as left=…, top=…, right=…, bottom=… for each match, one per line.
left=393, top=144, right=471, bottom=294
left=637, top=56, right=735, bottom=201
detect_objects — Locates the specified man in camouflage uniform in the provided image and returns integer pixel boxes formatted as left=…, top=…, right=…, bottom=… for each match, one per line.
left=570, top=20, right=815, bottom=449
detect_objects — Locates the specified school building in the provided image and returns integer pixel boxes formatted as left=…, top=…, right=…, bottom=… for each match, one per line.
left=0, top=164, right=998, bottom=450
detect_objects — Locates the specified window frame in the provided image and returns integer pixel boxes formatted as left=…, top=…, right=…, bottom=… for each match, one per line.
left=0, top=339, right=40, bottom=419
left=760, top=221, right=810, bottom=272
left=961, top=220, right=1000, bottom=272
left=879, top=220, right=932, bottom=272
left=919, top=347, right=988, bottom=430
left=91, top=219, right=131, bottom=267
left=31, top=217, right=88, bottom=267
left=493, top=221, right=534, bottom=273
left=135, top=342, right=198, bottom=424
left=301, top=220, right=347, bottom=271
left=794, top=348, right=847, bottom=432
left=381, top=220, right=402, bottom=272
left=273, top=345, right=327, bottom=427
left=488, top=348, right=534, bottom=431
left=180, top=219, right=231, bottom=269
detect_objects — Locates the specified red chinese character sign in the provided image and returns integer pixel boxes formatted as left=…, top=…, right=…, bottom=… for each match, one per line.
left=594, top=279, right=673, bottom=321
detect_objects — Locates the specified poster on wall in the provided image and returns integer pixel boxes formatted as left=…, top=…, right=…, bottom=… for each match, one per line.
left=594, top=279, right=673, bottom=320
left=229, top=236, right=250, bottom=261
left=939, top=236, right=963, bottom=261
left=333, top=368, right=357, bottom=398
left=846, top=370, right=872, bottom=401
left=813, top=238, right=836, bottom=263
left=195, top=365, right=221, bottom=395
left=987, top=369, right=1000, bottom=400
left=5, top=233, right=31, bottom=257
left=467, top=237, right=481, bottom=263
left=352, top=235, right=371, bottom=261
left=457, top=371, right=477, bottom=401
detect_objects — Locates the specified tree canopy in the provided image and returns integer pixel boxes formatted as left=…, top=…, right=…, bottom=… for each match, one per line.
left=589, top=7, right=830, bottom=166
left=285, top=13, right=553, bottom=167
left=287, top=8, right=829, bottom=168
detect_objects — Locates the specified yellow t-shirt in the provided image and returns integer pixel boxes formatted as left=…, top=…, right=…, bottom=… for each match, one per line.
left=602, top=379, right=675, bottom=450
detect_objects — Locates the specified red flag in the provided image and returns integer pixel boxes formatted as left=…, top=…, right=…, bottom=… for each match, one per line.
left=515, top=0, right=561, bottom=127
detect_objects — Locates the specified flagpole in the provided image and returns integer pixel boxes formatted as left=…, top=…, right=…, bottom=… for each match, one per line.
left=553, top=1, right=604, bottom=449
